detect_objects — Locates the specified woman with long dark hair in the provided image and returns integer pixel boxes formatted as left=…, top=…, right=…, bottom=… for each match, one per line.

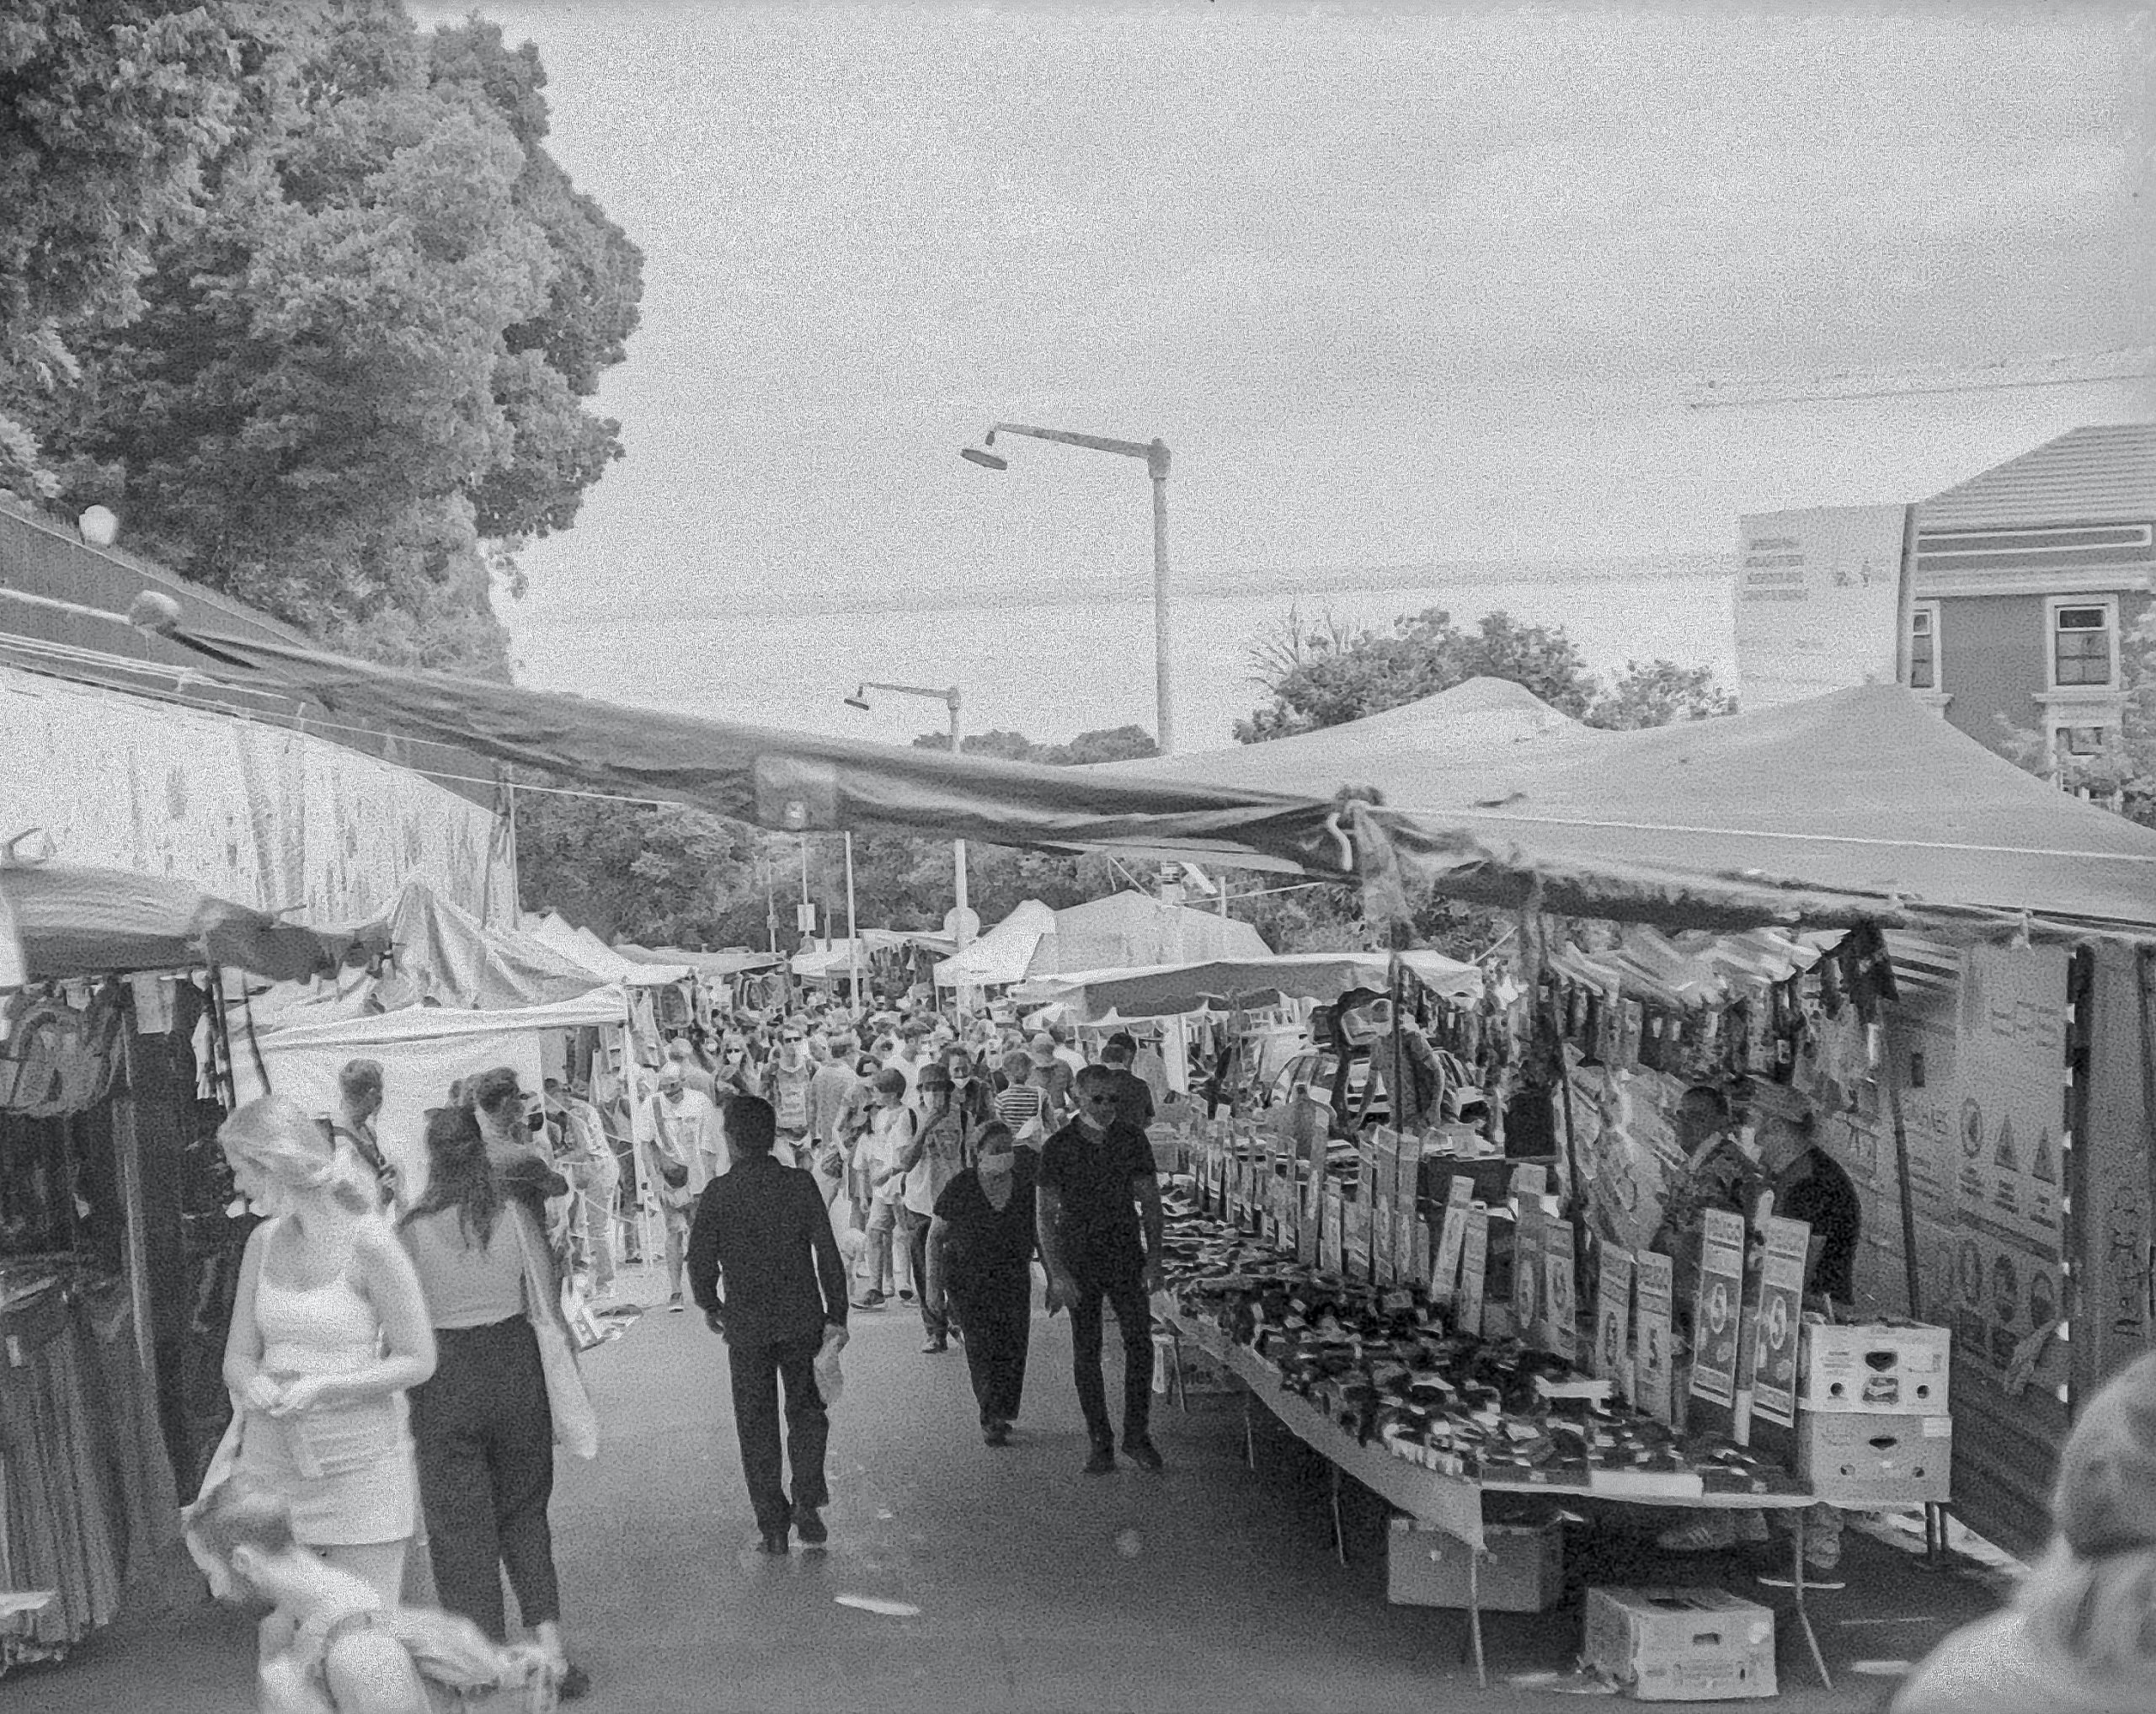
left=398, top=1105, right=587, bottom=1701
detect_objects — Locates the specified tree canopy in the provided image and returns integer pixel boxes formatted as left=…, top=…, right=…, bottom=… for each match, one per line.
left=1237, top=604, right=1734, bottom=741
left=0, top=2, right=643, bottom=678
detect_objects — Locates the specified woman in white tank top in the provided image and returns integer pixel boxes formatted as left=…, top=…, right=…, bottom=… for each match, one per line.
left=218, top=1094, right=436, bottom=1637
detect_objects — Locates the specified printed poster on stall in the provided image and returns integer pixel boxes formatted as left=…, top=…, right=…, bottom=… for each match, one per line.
left=1540, top=1218, right=1579, bottom=1363
left=1634, top=1252, right=1675, bottom=1424
left=1513, top=1209, right=1545, bottom=1348
left=1320, top=1196, right=1343, bottom=1274
left=1458, top=1208, right=1492, bottom=1337
left=1688, top=1209, right=1748, bottom=1408
left=1593, top=1247, right=1635, bottom=1391
left=1748, top=1216, right=1812, bottom=1428
left=1430, top=1176, right=1476, bottom=1307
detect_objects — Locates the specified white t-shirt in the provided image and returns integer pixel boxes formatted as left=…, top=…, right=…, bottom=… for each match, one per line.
left=862, top=1105, right=915, bottom=1207
left=642, top=1088, right=723, bottom=1197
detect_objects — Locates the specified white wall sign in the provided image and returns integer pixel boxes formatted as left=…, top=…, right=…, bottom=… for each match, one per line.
left=1734, top=505, right=1910, bottom=710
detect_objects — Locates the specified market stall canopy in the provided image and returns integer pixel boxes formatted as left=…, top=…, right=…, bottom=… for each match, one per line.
left=523, top=912, right=689, bottom=987
left=1047, top=890, right=1273, bottom=972
left=141, top=621, right=1359, bottom=880
left=1106, top=678, right=2156, bottom=939
left=933, top=900, right=1059, bottom=988
left=1012, top=949, right=1482, bottom=1020
left=614, top=943, right=780, bottom=977
left=248, top=984, right=630, bottom=1052
left=0, top=861, right=378, bottom=985
left=375, top=884, right=607, bottom=1011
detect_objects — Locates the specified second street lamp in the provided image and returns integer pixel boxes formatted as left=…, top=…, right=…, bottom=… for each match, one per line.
left=960, top=422, right=1175, bottom=755
left=843, top=681, right=972, bottom=954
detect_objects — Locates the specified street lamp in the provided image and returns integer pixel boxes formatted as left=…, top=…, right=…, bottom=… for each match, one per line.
left=960, top=422, right=1176, bottom=755
left=843, top=681, right=971, bottom=953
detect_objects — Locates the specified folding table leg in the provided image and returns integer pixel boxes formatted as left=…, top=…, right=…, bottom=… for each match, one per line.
left=1467, top=1542, right=1486, bottom=1690
left=1329, top=1463, right=1347, bottom=1566
left=1242, top=1392, right=1257, bottom=1471
left=1791, top=1512, right=1833, bottom=1691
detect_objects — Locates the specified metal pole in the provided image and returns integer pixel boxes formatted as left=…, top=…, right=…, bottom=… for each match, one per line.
left=798, top=832, right=813, bottom=948
left=950, top=691, right=970, bottom=953
left=1149, top=442, right=1174, bottom=755
left=845, top=832, right=862, bottom=1015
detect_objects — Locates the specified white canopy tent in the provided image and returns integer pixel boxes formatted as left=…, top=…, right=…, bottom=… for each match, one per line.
left=525, top=910, right=690, bottom=987
left=933, top=900, right=1059, bottom=989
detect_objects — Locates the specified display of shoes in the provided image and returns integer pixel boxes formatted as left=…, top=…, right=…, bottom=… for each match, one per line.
left=1082, top=1444, right=1118, bottom=1476
left=1123, top=1437, right=1165, bottom=1473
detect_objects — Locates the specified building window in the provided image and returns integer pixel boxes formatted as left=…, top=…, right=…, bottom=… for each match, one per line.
left=1908, top=603, right=1940, bottom=690
left=2060, top=724, right=2111, bottom=757
left=2052, top=601, right=2116, bottom=687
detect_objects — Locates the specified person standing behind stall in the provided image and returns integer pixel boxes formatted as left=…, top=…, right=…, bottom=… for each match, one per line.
left=686, top=1097, right=850, bottom=1555
left=329, top=1059, right=402, bottom=1212
left=926, top=1123, right=1037, bottom=1446
left=1038, top=1065, right=1166, bottom=1476
left=398, top=1105, right=589, bottom=1701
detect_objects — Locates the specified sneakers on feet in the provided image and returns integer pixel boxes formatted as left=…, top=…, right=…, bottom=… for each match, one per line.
left=1082, top=1444, right=1118, bottom=1476
left=792, top=1504, right=828, bottom=1546
left=983, top=1421, right=1011, bottom=1447
left=1123, top=1436, right=1165, bottom=1473
left=1657, top=1516, right=1738, bottom=1554
left=921, top=1337, right=949, bottom=1354
left=667, top=1293, right=685, bottom=1314
left=557, top=1663, right=591, bottom=1701
left=898, top=1289, right=915, bottom=1302
left=1734, top=1511, right=1771, bottom=1546
left=755, top=1530, right=789, bottom=1555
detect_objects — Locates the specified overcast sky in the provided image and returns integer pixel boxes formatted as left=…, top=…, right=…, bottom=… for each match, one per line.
left=417, top=1, right=2155, bottom=725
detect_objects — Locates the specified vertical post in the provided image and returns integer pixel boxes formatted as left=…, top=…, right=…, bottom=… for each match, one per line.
left=845, top=833, right=862, bottom=1014
left=950, top=691, right=970, bottom=953
left=798, top=832, right=812, bottom=941
left=1149, top=441, right=1174, bottom=756
left=112, top=1033, right=158, bottom=1402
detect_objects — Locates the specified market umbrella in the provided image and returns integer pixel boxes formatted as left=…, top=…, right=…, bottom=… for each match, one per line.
left=0, top=862, right=381, bottom=985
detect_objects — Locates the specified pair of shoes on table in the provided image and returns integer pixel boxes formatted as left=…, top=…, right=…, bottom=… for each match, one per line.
left=921, top=1336, right=949, bottom=1354
left=1122, top=1436, right=1165, bottom=1474
left=792, top=1503, right=829, bottom=1546
left=1082, top=1443, right=1118, bottom=1476
left=668, top=1292, right=685, bottom=1314
left=983, top=1420, right=1011, bottom=1447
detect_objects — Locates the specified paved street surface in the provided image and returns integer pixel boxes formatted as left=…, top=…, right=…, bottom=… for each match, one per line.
left=24, top=1268, right=2001, bottom=1711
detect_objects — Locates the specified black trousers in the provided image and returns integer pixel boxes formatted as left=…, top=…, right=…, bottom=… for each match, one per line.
left=409, top=1316, right=561, bottom=1640
left=726, top=1332, right=830, bottom=1535
left=898, top=1208, right=947, bottom=1338
left=953, top=1270, right=1030, bottom=1427
left=1070, top=1270, right=1152, bottom=1448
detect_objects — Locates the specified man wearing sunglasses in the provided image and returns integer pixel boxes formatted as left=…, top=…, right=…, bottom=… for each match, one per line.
left=1038, top=1065, right=1166, bottom=1475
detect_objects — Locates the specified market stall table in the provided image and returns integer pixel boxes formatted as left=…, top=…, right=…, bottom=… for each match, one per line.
left=1161, top=1310, right=1833, bottom=1692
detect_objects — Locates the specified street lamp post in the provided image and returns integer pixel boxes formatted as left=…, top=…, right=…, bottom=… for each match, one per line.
left=843, top=681, right=971, bottom=953
left=960, top=423, right=1175, bottom=755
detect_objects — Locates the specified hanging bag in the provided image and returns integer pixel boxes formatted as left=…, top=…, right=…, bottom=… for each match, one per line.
left=509, top=1208, right=598, bottom=1459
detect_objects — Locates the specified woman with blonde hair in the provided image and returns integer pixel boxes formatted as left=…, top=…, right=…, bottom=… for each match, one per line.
left=1895, top=1349, right=2156, bottom=1711
left=214, top=1094, right=436, bottom=1636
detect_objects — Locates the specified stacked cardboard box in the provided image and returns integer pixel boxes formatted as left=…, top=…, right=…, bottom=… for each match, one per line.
left=1794, top=1322, right=1952, bottom=1506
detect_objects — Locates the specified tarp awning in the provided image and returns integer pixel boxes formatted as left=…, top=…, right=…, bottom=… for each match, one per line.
left=376, top=884, right=608, bottom=1011
left=934, top=900, right=1059, bottom=988
left=0, top=861, right=379, bottom=984
left=144, top=622, right=2156, bottom=941
left=251, top=985, right=629, bottom=1051
left=1012, top=949, right=1482, bottom=1020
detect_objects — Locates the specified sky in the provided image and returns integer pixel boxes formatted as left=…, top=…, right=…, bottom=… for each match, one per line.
left=414, top=0, right=2156, bottom=747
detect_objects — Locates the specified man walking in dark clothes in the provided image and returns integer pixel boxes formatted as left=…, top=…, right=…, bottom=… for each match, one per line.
left=687, top=1095, right=850, bottom=1554
left=1038, top=1064, right=1166, bottom=1476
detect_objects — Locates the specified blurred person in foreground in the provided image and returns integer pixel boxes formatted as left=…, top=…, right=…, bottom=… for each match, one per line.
left=686, top=1096, right=850, bottom=1555
left=398, top=1106, right=589, bottom=1697
left=1894, top=1351, right=2156, bottom=1712
left=187, top=1474, right=552, bottom=1714
left=926, top=1122, right=1038, bottom=1446
left=215, top=1096, right=435, bottom=1636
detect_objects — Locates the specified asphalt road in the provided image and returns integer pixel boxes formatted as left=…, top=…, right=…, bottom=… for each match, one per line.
left=21, top=1265, right=1999, bottom=1711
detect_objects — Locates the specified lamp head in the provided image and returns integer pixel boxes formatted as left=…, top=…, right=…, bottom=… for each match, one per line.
left=843, top=686, right=871, bottom=712
left=959, top=446, right=1007, bottom=471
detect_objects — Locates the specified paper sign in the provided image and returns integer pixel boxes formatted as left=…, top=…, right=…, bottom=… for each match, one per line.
left=1593, top=1247, right=1636, bottom=1395
left=1540, top=1218, right=1578, bottom=1362
left=1509, top=1162, right=1548, bottom=1208
left=1320, top=1194, right=1343, bottom=1274
left=1689, top=1209, right=1748, bottom=1408
left=1748, top=1215, right=1812, bottom=1428
left=1459, top=1208, right=1492, bottom=1336
left=1635, top=1252, right=1675, bottom=1424
left=1430, top=1176, right=1476, bottom=1307
left=1513, top=1208, right=1545, bottom=1346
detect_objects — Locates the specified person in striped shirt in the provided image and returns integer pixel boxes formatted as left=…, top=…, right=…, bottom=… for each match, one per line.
left=993, top=1051, right=1049, bottom=1151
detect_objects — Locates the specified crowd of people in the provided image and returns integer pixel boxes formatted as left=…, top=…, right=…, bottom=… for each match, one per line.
left=184, top=998, right=1182, bottom=1710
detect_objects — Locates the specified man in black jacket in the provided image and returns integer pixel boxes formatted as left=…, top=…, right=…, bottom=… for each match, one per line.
left=687, top=1095, right=850, bottom=1554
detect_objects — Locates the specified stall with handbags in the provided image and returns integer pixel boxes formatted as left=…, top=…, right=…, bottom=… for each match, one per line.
left=0, top=861, right=370, bottom=1674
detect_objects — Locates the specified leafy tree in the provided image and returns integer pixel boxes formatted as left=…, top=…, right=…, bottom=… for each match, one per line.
left=1993, top=604, right=2156, bottom=827
left=0, top=0, right=257, bottom=499
left=515, top=792, right=759, bottom=946
left=1588, top=659, right=1738, bottom=729
left=907, top=724, right=1161, bottom=766
left=11, top=2, right=642, bottom=678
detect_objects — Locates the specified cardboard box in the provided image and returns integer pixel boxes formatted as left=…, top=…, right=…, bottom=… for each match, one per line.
left=1582, top=1588, right=1777, bottom=1701
left=1799, top=1322, right=1951, bottom=1414
left=1796, top=1411, right=1952, bottom=1505
left=1387, top=1517, right=1563, bottom=1612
